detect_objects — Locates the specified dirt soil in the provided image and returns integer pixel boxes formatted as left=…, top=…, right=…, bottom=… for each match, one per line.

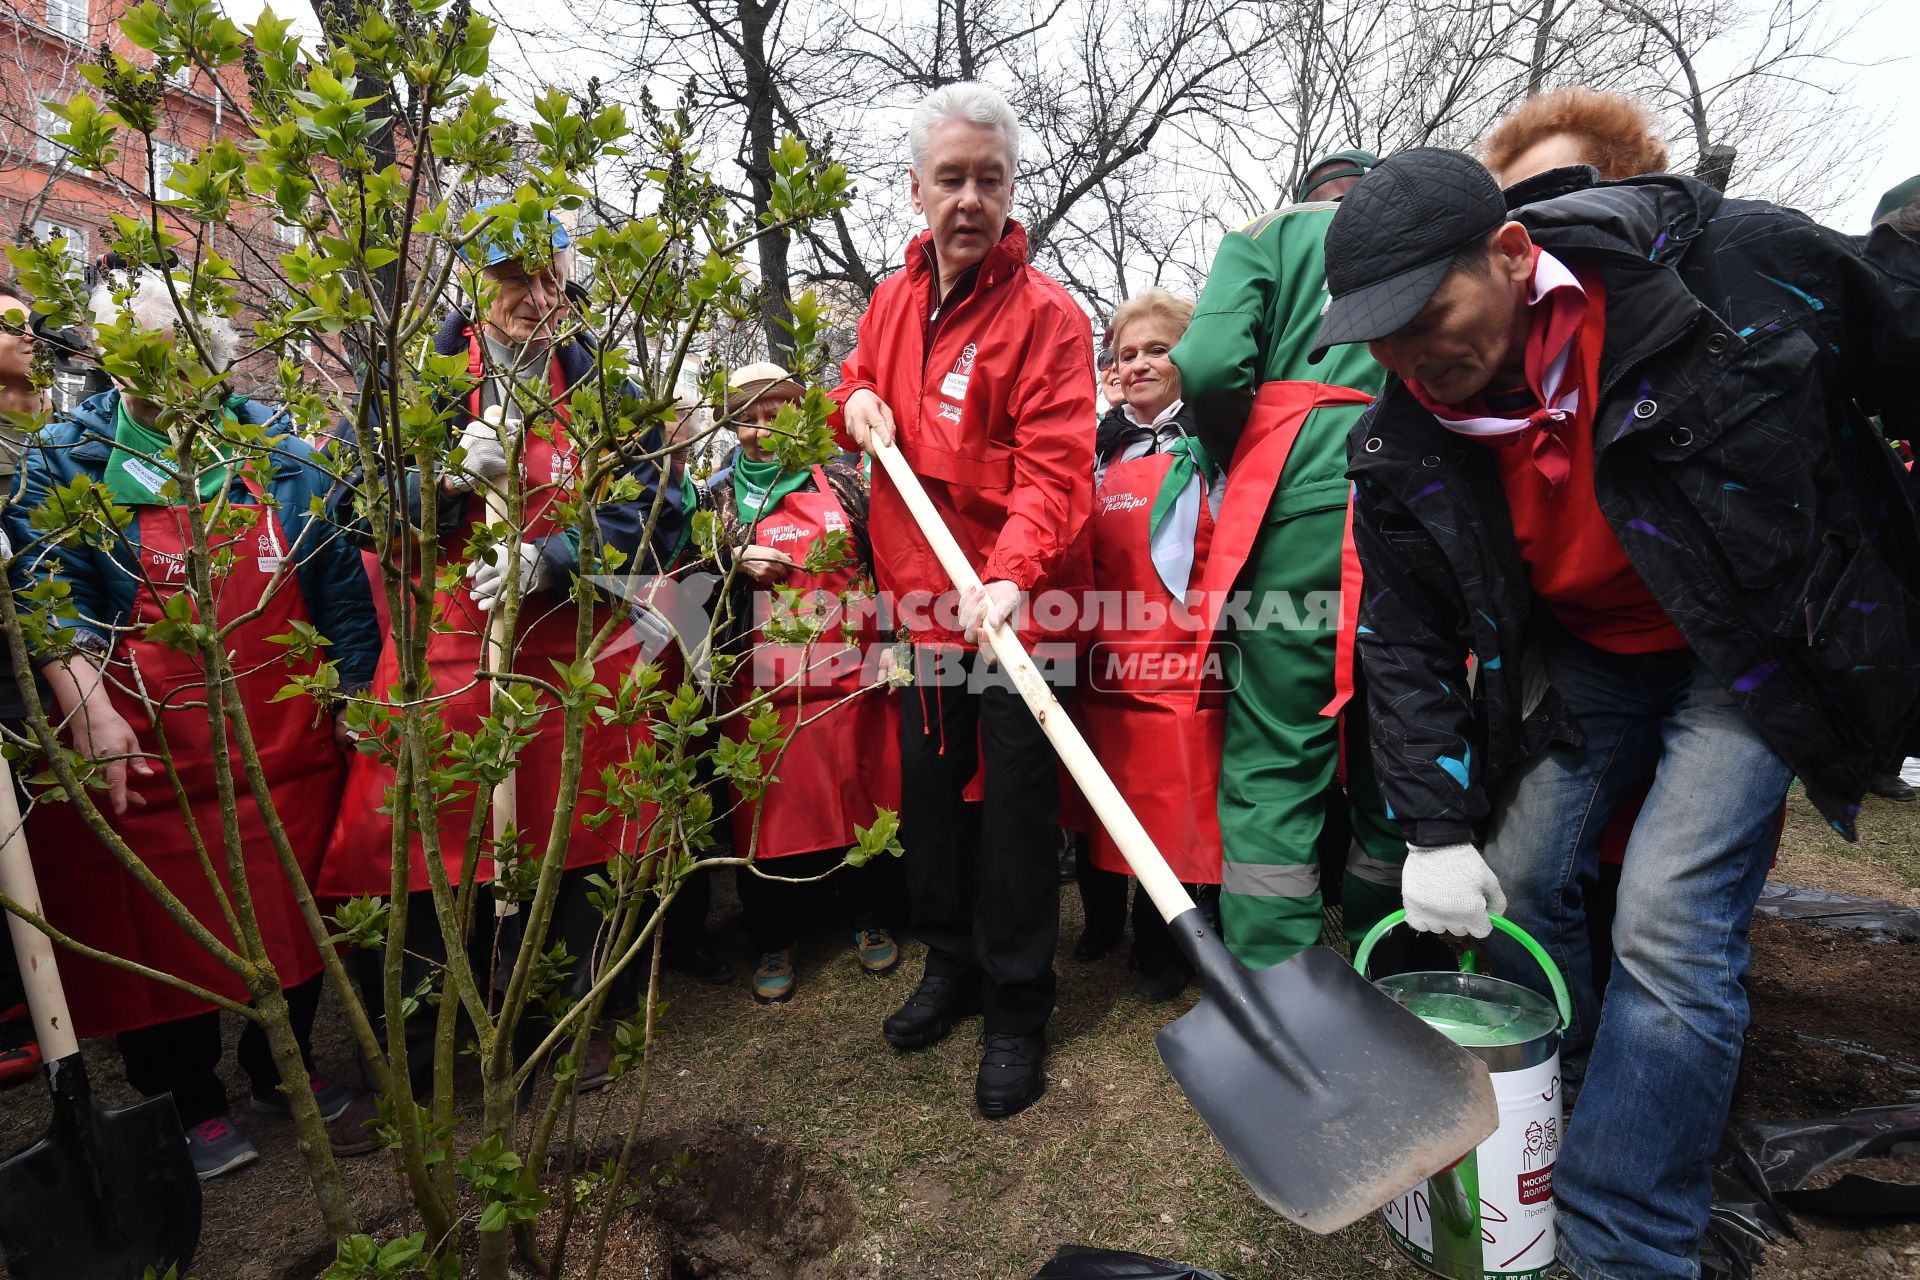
left=1731, top=815, right=1920, bottom=1280
left=1, top=784, right=1917, bottom=1279
left=1737, top=915, right=1920, bottom=1117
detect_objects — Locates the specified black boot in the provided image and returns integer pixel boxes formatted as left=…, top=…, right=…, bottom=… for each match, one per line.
left=1132, top=963, right=1192, bottom=1005
left=882, top=971, right=980, bottom=1049
left=975, top=1030, right=1046, bottom=1118
left=663, top=935, right=735, bottom=985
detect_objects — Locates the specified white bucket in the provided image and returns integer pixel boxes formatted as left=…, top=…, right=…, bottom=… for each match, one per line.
left=1355, top=913, right=1572, bottom=1280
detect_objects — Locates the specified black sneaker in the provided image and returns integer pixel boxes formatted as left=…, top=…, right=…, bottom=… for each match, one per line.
left=1869, top=773, right=1916, bottom=802
left=881, top=972, right=980, bottom=1049
left=664, top=938, right=736, bottom=985
left=975, top=1030, right=1046, bottom=1118
left=1072, top=927, right=1121, bottom=963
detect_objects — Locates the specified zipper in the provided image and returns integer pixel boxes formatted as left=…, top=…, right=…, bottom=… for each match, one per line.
left=919, top=241, right=991, bottom=379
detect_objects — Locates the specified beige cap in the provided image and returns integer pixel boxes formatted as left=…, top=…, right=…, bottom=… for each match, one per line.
left=726, top=361, right=804, bottom=409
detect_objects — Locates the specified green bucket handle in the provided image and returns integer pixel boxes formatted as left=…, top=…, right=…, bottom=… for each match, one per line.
left=1352, top=910, right=1573, bottom=1033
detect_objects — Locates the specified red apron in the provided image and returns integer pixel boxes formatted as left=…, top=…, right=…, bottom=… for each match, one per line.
left=724, top=468, right=900, bottom=858
left=29, top=489, right=339, bottom=1037
left=319, top=339, right=677, bottom=896
left=1190, top=381, right=1375, bottom=783
left=1072, top=449, right=1225, bottom=884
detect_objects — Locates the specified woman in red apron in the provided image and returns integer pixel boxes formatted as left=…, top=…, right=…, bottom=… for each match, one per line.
left=1074, top=291, right=1225, bottom=1003
left=709, top=364, right=902, bottom=1004
left=11, top=274, right=382, bottom=1179
left=320, top=292, right=693, bottom=1114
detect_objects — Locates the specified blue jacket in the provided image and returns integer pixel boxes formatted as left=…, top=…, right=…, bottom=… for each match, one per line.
left=7, top=390, right=382, bottom=688
left=326, top=311, right=685, bottom=585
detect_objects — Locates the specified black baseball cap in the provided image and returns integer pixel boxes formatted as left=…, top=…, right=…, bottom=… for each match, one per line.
left=1309, top=148, right=1506, bottom=362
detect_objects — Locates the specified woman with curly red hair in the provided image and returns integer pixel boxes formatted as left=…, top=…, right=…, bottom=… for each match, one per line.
left=1481, top=87, right=1669, bottom=186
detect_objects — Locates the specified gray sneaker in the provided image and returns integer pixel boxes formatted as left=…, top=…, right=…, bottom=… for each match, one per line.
left=250, top=1074, right=357, bottom=1123
left=185, top=1115, right=259, bottom=1180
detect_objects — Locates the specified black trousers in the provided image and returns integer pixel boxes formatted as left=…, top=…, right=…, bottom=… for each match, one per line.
left=736, top=848, right=885, bottom=954
left=1076, top=861, right=1204, bottom=976
left=899, top=648, right=1067, bottom=1035
left=351, top=866, right=651, bottom=1099
left=1076, top=853, right=1125, bottom=943
left=349, top=887, right=499, bottom=1100
left=117, top=975, right=324, bottom=1127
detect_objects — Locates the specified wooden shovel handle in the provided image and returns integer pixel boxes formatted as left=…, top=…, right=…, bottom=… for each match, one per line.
left=483, top=483, right=519, bottom=919
left=0, top=752, right=79, bottom=1060
left=868, top=437, right=1197, bottom=925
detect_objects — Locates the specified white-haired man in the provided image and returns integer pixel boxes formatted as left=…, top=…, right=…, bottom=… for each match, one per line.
left=834, top=81, right=1093, bottom=1118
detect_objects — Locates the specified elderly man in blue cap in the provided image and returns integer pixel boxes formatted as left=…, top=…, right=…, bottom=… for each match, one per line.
left=321, top=201, right=720, bottom=1151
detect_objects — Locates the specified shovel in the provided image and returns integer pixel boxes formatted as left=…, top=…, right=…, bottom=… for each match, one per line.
left=869, top=436, right=1497, bottom=1234
left=480, top=404, right=520, bottom=920
left=0, top=753, right=203, bottom=1278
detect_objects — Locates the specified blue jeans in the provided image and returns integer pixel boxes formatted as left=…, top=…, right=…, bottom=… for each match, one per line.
left=1481, top=637, right=1791, bottom=1280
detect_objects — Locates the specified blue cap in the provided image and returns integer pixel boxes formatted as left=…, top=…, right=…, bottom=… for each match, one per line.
left=469, top=199, right=572, bottom=268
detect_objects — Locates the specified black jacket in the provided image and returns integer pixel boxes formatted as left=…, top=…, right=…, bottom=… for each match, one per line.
left=1349, top=170, right=1920, bottom=845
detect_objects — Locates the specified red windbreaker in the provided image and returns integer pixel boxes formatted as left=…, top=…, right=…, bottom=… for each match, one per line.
left=831, top=221, right=1094, bottom=650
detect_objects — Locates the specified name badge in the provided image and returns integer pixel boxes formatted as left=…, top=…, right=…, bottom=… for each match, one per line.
left=121, top=457, right=170, bottom=497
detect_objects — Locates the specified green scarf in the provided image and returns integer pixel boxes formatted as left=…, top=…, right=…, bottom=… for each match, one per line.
left=1147, top=435, right=1215, bottom=539
left=732, top=453, right=811, bottom=524
left=1147, top=435, right=1219, bottom=599
left=665, top=469, right=698, bottom=567
left=102, top=396, right=238, bottom=505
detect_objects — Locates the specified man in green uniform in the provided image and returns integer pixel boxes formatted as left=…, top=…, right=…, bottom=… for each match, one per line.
left=1171, top=150, right=1406, bottom=967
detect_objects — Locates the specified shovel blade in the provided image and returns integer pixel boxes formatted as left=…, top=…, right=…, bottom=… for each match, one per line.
left=1157, top=940, right=1497, bottom=1235
left=0, top=1077, right=201, bottom=1280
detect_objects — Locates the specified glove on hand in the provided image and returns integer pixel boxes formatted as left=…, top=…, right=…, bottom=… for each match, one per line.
left=467, top=541, right=547, bottom=612
left=1401, top=842, right=1507, bottom=938
left=446, top=409, right=516, bottom=493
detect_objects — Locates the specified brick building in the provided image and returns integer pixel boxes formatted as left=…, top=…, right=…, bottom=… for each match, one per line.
left=1, top=0, right=306, bottom=398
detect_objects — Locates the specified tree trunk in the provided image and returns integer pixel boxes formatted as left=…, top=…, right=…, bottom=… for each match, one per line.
left=738, top=0, right=796, bottom=361
left=1527, top=0, right=1558, bottom=96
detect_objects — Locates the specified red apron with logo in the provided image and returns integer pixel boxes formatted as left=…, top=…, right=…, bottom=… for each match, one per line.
left=28, top=489, right=339, bottom=1037
left=1073, top=449, right=1225, bottom=884
left=724, top=468, right=900, bottom=858
left=319, top=339, right=677, bottom=896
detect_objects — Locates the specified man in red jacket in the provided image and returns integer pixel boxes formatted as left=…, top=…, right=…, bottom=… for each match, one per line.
left=834, top=81, right=1094, bottom=1118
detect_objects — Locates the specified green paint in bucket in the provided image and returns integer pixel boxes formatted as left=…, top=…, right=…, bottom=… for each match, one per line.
left=1354, top=914, right=1572, bottom=1280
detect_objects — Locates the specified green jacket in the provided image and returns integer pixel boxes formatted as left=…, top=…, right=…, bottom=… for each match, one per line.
left=1172, top=203, right=1385, bottom=518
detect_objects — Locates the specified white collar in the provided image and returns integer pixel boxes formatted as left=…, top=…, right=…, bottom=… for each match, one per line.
left=1121, top=397, right=1186, bottom=430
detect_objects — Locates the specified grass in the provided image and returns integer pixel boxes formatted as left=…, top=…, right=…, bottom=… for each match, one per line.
left=6, top=777, right=1914, bottom=1279
left=634, top=878, right=1407, bottom=1278
left=1774, top=782, right=1920, bottom=906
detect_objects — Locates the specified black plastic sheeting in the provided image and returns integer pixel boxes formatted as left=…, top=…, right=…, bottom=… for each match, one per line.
left=1033, top=1245, right=1234, bottom=1280
left=1704, top=1104, right=1920, bottom=1280
left=1754, top=884, right=1920, bottom=942
left=1035, top=1109, right=1919, bottom=1280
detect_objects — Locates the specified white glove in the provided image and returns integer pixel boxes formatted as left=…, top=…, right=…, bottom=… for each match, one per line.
left=1401, top=842, right=1507, bottom=938
left=467, top=541, right=547, bottom=612
left=446, top=408, right=516, bottom=493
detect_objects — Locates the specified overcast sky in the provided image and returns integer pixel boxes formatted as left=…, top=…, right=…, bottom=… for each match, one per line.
left=220, top=0, right=1914, bottom=230
left=1829, top=0, right=1917, bottom=229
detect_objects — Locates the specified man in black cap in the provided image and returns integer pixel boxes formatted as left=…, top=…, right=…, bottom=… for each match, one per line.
left=1318, top=147, right=1920, bottom=1279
